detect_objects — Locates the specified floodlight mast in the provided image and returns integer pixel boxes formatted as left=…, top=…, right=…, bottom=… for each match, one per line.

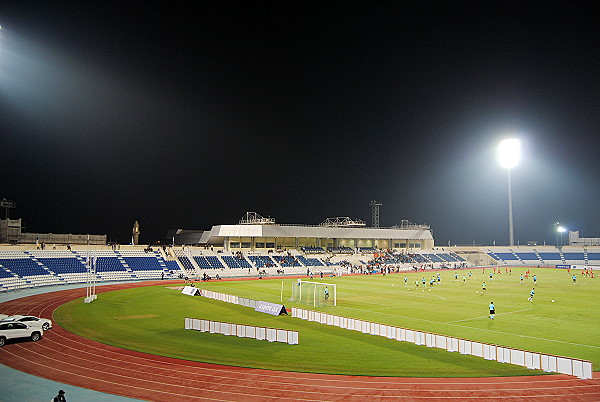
left=557, top=226, right=567, bottom=247
left=497, top=139, right=521, bottom=247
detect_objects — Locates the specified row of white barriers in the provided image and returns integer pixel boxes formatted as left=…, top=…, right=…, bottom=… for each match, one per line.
left=184, top=317, right=298, bottom=344
left=291, top=307, right=593, bottom=379
left=201, top=290, right=243, bottom=305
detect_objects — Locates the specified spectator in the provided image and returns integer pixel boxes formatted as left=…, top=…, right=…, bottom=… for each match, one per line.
left=53, top=390, right=67, bottom=402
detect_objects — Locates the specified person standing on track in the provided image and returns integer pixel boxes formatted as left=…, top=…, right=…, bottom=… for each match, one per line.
left=53, top=390, right=67, bottom=402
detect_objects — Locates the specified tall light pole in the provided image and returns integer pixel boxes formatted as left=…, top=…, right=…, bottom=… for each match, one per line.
left=497, top=138, right=521, bottom=247
left=557, top=226, right=566, bottom=247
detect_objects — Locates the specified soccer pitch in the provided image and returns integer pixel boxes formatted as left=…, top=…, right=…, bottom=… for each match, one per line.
left=55, top=267, right=599, bottom=377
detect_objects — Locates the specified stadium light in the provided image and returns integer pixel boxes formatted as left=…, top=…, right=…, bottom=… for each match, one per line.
left=497, top=138, right=521, bottom=246
left=497, top=138, right=521, bottom=169
left=557, top=226, right=567, bottom=247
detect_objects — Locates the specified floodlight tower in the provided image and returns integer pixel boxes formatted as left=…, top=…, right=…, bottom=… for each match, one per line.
left=370, top=200, right=382, bottom=228
left=1, top=198, right=16, bottom=219
left=557, top=226, right=567, bottom=247
left=497, top=139, right=521, bottom=247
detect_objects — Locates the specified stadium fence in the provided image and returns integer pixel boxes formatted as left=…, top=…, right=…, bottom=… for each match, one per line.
left=184, top=317, right=298, bottom=344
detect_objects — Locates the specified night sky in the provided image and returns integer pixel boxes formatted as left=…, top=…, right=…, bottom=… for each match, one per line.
left=1, top=1, right=598, bottom=246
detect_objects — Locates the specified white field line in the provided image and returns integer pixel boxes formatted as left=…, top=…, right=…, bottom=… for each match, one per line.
left=447, top=308, right=533, bottom=323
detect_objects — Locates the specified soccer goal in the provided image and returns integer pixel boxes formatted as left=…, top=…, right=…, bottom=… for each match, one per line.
left=289, top=280, right=336, bottom=307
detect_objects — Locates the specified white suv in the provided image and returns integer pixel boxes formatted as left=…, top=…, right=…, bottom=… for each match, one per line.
left=1, top=315, right=53, bottom=331
left=0, top=321, right=43, bottom=346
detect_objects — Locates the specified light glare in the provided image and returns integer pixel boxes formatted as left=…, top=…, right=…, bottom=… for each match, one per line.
left=497, top=138, right=521, bottom=169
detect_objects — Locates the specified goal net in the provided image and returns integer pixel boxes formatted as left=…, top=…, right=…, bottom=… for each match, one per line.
left=289, top=280, right=336, bottom=307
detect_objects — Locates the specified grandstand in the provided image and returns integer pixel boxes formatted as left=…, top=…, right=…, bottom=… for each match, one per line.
left=1, top=211, right=599, bottom=292
left=482, top=246, right=600, bottom=267
left=2, top=241, right=599, bottom=293
left=0, top=248, right=174, bottom=292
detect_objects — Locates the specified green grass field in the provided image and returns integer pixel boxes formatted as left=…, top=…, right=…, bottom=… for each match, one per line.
left=54, top=267, right=599, bottom=377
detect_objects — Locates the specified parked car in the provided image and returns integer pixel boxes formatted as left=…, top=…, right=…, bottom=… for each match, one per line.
left=0, top=315, right=53, bottom=331
left=0, top=321, right=43, bottom=346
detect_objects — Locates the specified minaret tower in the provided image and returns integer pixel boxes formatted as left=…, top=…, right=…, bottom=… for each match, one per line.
left=132, top=221, right=140, bottom=245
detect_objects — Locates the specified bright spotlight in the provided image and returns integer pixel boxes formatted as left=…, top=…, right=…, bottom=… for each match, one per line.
left=497, top=138, right=521, bottom=169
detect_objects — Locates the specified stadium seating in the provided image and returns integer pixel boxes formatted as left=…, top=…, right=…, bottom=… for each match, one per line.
left=121, top=253, right=170, bottom=280
left=274, top=255, right=302, bottom=267
left=1, top=244, right=596, bottom=293
left=205, top=256, right=224, bottom=269
left=561, top=253, right=585, bottom=266
left=193, top=256, right=213, bottom=269
left=327, top=247, right=354, bottom=254
left=222, top=255, right=252, bottom=269
left=0, top=257, right=49, bottom=277
left=587, top=252, right=600, bottom=262
left=301, top=246, right=326, bottom=254
left=164, top=260, right=180, bottom=273
left=297, top=255, right=325, bottom=267
left=248, top=255, right=277, bottom=268
left=423, top=254, right=444, bottom=263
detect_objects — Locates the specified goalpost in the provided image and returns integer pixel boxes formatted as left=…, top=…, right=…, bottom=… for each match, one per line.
left=289, top=280, right=336, bottom=307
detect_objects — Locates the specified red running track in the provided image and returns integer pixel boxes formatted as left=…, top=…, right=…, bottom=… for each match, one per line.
left=1, top=281, right=599, bottom=401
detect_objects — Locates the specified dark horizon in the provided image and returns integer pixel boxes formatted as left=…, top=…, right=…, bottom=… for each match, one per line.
left=1, top=2, right=598, bottom=246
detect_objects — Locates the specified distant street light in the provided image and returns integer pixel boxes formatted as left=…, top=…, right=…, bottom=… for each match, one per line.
left=497, top=138, right=521, bottom=247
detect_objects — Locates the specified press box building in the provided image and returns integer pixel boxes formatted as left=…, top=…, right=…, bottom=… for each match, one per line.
left=168, top=212, right=434, bottom=252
